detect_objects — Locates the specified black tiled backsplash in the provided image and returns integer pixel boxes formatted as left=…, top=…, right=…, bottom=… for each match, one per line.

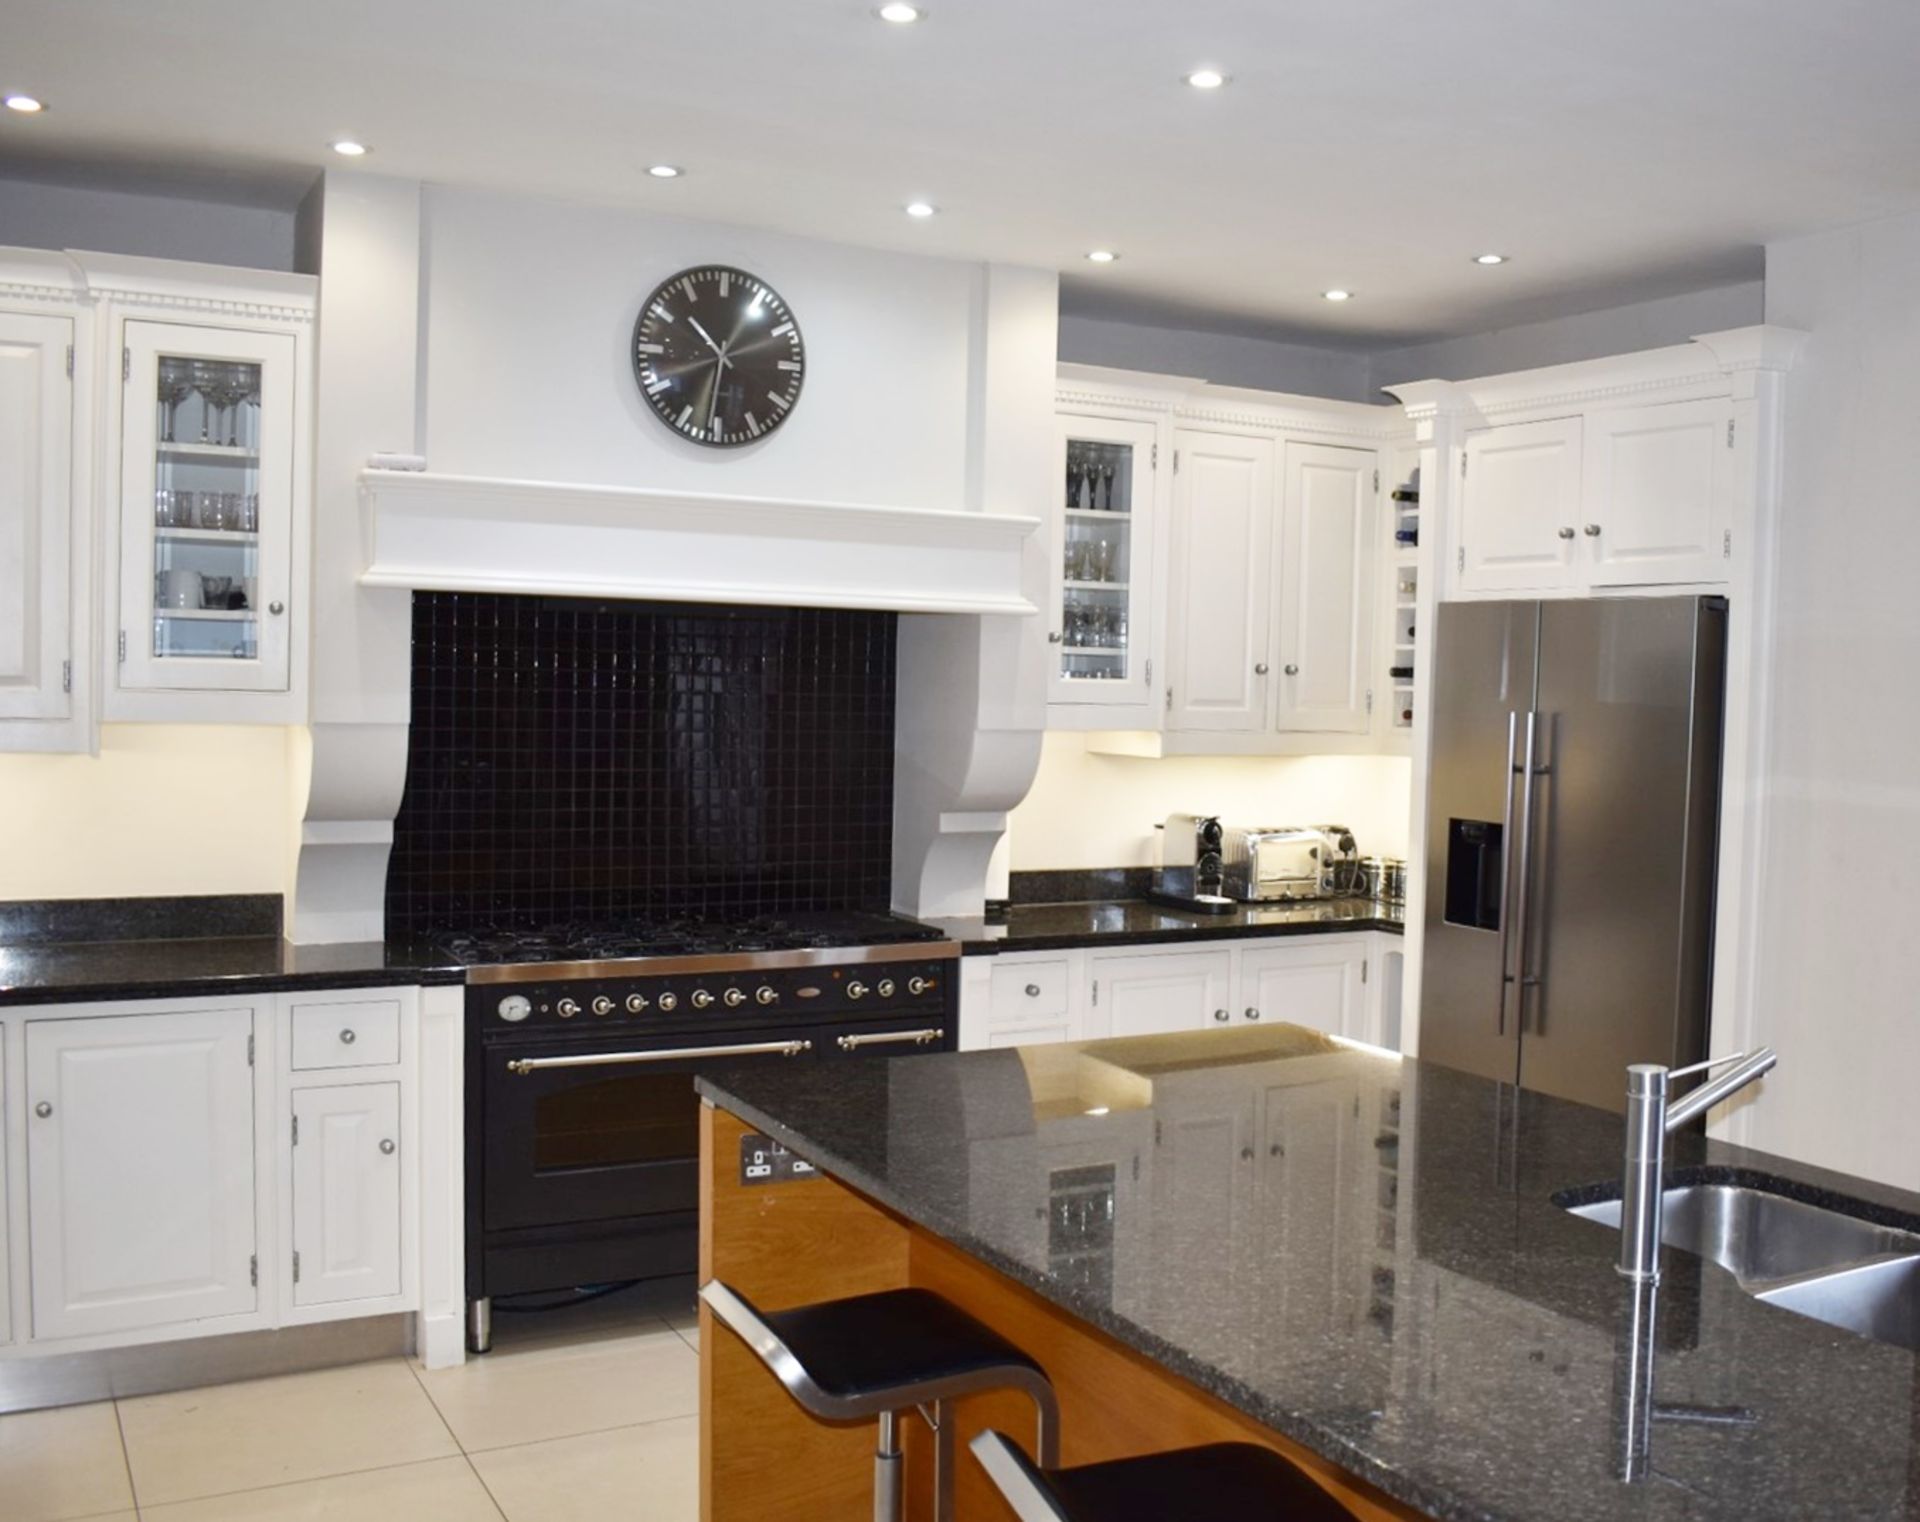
left=386, top=594, right=898, bottom=934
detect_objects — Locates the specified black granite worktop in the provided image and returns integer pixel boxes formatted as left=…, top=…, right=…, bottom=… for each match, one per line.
left=0, top=936, right=465, bottom=1007
left=925, top=895, right=1404, bottom=955
left=698, top=1028, right=1920, bottom=1521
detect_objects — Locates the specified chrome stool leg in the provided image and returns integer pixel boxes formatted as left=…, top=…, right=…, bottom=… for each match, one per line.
left=874, top=1410, right=903, bottom=1522
left=930, top=1399, right=956, bottom=1522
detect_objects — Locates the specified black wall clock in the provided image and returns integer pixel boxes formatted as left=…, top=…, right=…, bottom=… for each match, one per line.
left=630, top=265, right=806, bottom=447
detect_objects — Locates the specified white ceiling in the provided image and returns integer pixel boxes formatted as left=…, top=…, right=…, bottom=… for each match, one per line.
left=4, top=0, right=1919, bottom=345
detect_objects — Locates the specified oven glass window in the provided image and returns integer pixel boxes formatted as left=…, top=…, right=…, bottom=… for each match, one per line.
left=533, top=1072, right=699, bottom=1172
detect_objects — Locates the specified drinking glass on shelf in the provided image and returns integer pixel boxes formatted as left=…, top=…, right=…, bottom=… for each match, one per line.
left=203, top=366, right=251, bottom=448
left=1066, top=450, right=1084, bottom=510
left=196, top=490, right=231, bottom=532
left=154, top=488, right=182, bottom=528
left=1087, top=540, right=1113, bottom=583
left=157, top=359, right=194, bottom=445
left=237, top=492, right=260, bottom=533
left=1101, top=462, right=1116, bottom=511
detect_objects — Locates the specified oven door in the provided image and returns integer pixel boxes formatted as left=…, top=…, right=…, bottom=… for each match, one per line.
left=482, top=1030, right=814, bottom=1232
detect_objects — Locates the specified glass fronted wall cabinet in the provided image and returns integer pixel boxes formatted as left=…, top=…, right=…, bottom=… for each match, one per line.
left=1049, top=414, right=1158, bottom=711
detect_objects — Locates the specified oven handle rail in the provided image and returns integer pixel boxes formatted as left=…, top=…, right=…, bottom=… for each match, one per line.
left=835, top=1027, right=946, bottom=1051
left=506, top=1039, right=813, bottom=1075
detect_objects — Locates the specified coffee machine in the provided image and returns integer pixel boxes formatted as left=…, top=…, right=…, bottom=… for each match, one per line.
left=1148, top=813, right=1236, bottom=914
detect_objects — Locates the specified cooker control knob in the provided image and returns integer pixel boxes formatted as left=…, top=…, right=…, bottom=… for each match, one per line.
left=497, top=994, right=532, bottom=1023
left=756, top=985, right=779, bottom=1005
left=657, top=992, right=679, bottom=1013
left=846, top=981, right=869, bottom=1001
left=592, top=996, right=615, bottom=1017
left=625, top=993, right=650, bottom=1014
left=556, top=998, right=580, bottom=1019
left=691, top=989, right=714, bottom=1010
left=723, top=988, right=747, bottom=1008
left=876, top=978, right=896, bottom=998
left=907, top=976, right=933, bottom=996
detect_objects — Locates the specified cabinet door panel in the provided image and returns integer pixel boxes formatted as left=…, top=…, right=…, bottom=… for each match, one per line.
left=1459, top=419, right=1582, bottom=594
left=1092, top=950, right=1232, bottom=1038
left=292, top=1084, right=402, bottom=1307
left=27, top=1009, right=257, bottom=1340
left=1275, top=443, right=1376, bottom=733
left=1585, top=398, right=1733, bottom=586
left=1238, top=941, right=1365, bottom=1038
left=0, top=310, right=74, bottom=722
left=1167, top=431, right=1273, bottom=731
left=1050, top=415, right=1158, bottom=708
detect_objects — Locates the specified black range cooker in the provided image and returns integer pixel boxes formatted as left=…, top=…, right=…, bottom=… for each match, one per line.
left=451, top=912, right=956, bottom=1351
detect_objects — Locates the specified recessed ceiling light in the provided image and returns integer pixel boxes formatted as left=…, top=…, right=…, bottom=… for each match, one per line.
left=1322, top=288, right=1353, bottom=302
left=1473, top=253, right=1509, bottom=266
left=647, top=164, right=682, bottom=179
left=1185, top=68, right=1228, bottom=90
left=877, top=3, right=923, bottom=21
left=4, top=94, right=45, bottom=114
left=1085, top=250, right=1118, bottom=264
left=330, top=140, right=369, bottom=157
left=905, top=201, right=937, bottom=218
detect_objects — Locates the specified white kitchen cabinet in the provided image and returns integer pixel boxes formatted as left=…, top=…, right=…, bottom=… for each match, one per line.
left=26, top=1008, right=258, bottom=1341
left=1583, top=397, right=1734, bottom=586
left=1236, top=940, right=1367, bottom=1039
left=0, top=1040, right=9, bottom=1347
left=0, top=304, right=79, bottom=749
left=1458, top=417, right=1584, bottom=594
left=973, top=955, right=1078, bottom=1050
left=1051, top=414, right=1159, bottom=711
left=291, top=1084, right=402, bottom=1308
left=1091, top=948, right=1233, bottom=1038
left=1272, top=442, right=1378, bottom=734
left=1166, top=430, right=1274, bottom=733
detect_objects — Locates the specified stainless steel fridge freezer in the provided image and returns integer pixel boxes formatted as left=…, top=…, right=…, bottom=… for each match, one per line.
left=1419, top=596, right=1726, bottom=1112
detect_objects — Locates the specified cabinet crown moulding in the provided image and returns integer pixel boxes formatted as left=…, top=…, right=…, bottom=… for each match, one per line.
left=36, top=250, right=317, bottom=326
left=1053, top=386, right=1404, bottom=442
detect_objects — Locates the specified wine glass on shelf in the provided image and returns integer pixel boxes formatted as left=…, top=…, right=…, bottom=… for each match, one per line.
left=1066, top=450, right=1083, bottom=511
left=201, top=366, right=249, bottom=448
left=1101, top=461, right=1117, bottom=511
left=157, top=359, right=194, bottom=445
left=236, top=367, right=261, bottom=449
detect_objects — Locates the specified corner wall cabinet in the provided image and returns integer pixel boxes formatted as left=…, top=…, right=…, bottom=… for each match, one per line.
left=1049, top=414, right=1159, bottom=713
left=0, top=987, right=421, bottom=1360
left=0, top=246, right=315, bottom=751
left=1052, top=368, right=1410, bottom=756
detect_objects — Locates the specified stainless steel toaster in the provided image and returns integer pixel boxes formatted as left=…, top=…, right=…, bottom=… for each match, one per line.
left=1219, top=825, right=1356, bottom=902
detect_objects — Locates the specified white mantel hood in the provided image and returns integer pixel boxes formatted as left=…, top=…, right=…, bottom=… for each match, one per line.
left=357, top=467, right=1041, bottom=616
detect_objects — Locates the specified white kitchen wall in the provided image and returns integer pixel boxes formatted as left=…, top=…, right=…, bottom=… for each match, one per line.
left=1007, top=733, right=1411, bottom=870
left=419, top=185, right=988, bottom=509
left=1057, top=312, right=1374, bottom=404
left=0, top=174, right=298, bottom=270
left=1743, top=213, right=1920, bottom=1192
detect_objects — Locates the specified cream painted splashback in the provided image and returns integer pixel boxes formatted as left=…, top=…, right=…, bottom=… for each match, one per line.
left=1006, top=731, right=1411, bottom=871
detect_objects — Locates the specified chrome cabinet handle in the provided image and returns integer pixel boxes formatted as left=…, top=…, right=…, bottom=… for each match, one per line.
left=1557, top=526, right=1576, bottom=540
left=1584, top=523, right=1602, bottom=537
left=340, top=1028, right=356, bottom=1044
left=1254, top=662, right=1269, bottom=675
left=1284, top=663, right=1300, bottom=675
left=34, top=1101, right=52, bottom=1119
left=1025, top=983, right=1041, bottom=997
left=508, top=1039, right=812, bottom=1074
left=1047, top=631, right=1063, bottom=643
left=836, top=1027, right=945, bottom=1051
left=268, top=600, right=286, bottom=615
left=1213, top=1008, right=1231, bottom=1023
left=1244, top=1007, right=1261, bottom=1021
left=380, top=1138, right=396, bottom=1155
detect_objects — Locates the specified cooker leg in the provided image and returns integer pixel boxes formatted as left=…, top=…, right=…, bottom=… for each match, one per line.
left=468, top=1297, right=493, bottom=1354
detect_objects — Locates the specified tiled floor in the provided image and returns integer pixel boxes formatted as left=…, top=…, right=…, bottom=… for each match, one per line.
left=0, top=1279, right=701, bottom=1522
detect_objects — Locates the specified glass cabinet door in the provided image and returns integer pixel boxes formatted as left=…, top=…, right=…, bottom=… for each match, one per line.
left=1050, top=415, right=1157, bottom=707
left=118, top=319, right=294, bottom=693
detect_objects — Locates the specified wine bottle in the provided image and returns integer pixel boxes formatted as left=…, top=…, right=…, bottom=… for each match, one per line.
left=1394, top=527, right=1418, bottom=546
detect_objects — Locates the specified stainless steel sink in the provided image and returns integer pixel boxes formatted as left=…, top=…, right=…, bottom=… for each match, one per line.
left=1565, top=1183, right=1920, bottom=1351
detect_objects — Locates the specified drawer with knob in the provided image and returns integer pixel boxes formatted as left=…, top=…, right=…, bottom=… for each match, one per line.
left=289, top=997, right=402, bottom=1071
left=988, top=958, right=1070, bottom=1026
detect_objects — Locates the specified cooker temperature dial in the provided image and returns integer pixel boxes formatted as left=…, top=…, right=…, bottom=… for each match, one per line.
left=756, top=986, right=779, bottom=1005
left=591, top=996, right=615, bottom=1017
left=846, top=981, right=869, bottom=1001
left=657, top=992, right=679, bottom=1013
left=625, top=993, right=650, bottom=1014
left=497, top=994, right=532, bottom=1023
left=723, top=988, right=747, bottom=1008
left=877, top=978, right=896, bottom=998
left=907, top=976, right=934, bottom=996
left=556, top=998, right=580, bottom=1019
left=691, top=990, right=714, bottom=1010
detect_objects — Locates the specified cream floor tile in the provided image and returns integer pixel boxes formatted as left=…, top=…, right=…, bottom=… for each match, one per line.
left=415, top=1326, right=698, bottom=1453
left=0, top=1399, right=136, bottom=1522
left=118, top=1359, right=460, bottom=1507
left=661, top=1303, right=698, bottom=1352
left=467, top=1417, right=696, bottom=1522
left=139, top=1456, right=503, bottom=1522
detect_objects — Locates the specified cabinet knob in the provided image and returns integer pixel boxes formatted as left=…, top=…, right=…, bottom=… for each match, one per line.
left=1047, top=631, right=1063, bottom=643
left=1583, top=523, right=1602, bottom=537
left=1558, top=526, right=1576, bottom=540
left=1284, top=663, right=1300, bottom=676
left=1213, top=1008, right=1231, bottom=1023
left=380, top=1138, right=397, bottom=1155
left=1025, top=983, right=1041, bottom=997
left=34, top=1101, right=52, bottom=1119
left=1254, top=662, right=1269, bottom=675
left=1245, top=1006, right=1262, bottom=1021
left=340, top=1028, right=357, bottom=1044
left=1240, top=1147, right=1255, bottom=1162
left=268, top=600, right=286, bottom=615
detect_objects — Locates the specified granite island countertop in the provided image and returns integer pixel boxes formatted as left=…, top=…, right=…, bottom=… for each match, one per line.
left=697, top=1026, right=1920, bottom=1522
left=925, top=895, right=1403, bottom=955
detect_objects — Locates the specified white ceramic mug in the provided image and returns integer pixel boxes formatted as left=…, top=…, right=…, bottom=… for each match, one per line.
left=157, top=569, right=203, bottom=610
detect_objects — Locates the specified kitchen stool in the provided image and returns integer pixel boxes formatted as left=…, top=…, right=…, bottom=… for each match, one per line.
left=971, top=1428, right=1358, bottom=1522
left=701, top=1280, right=1058, bottom=1522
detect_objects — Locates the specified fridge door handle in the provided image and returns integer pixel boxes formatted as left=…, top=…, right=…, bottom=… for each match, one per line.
left=1509, top=710, right=1545, bottom=1032
left=1496, top=710, right=1520, bottom=1035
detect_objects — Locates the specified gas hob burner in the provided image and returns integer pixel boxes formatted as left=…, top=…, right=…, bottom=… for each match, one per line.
left=429, top=911, right=944, bottom=969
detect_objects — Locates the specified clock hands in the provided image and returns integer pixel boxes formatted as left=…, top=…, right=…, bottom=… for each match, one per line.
left=688, top=316, right=733, bottom=371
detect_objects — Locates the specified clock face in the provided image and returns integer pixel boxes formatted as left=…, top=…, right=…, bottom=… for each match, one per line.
left=630, top=265, right=805, bottom=447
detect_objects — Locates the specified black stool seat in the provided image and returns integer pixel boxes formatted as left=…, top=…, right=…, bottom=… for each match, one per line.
left=760, top=1287, right=1046, bottom=1405
left=973, top=1431, right=1357, bottom=1522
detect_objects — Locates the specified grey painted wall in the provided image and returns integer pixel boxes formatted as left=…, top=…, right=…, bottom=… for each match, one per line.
left=1366, top=281, right=1765, bottom=393
left=1058, top=312, right=1374, bottom=403
left=0, top=175, right=298, bottom=271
